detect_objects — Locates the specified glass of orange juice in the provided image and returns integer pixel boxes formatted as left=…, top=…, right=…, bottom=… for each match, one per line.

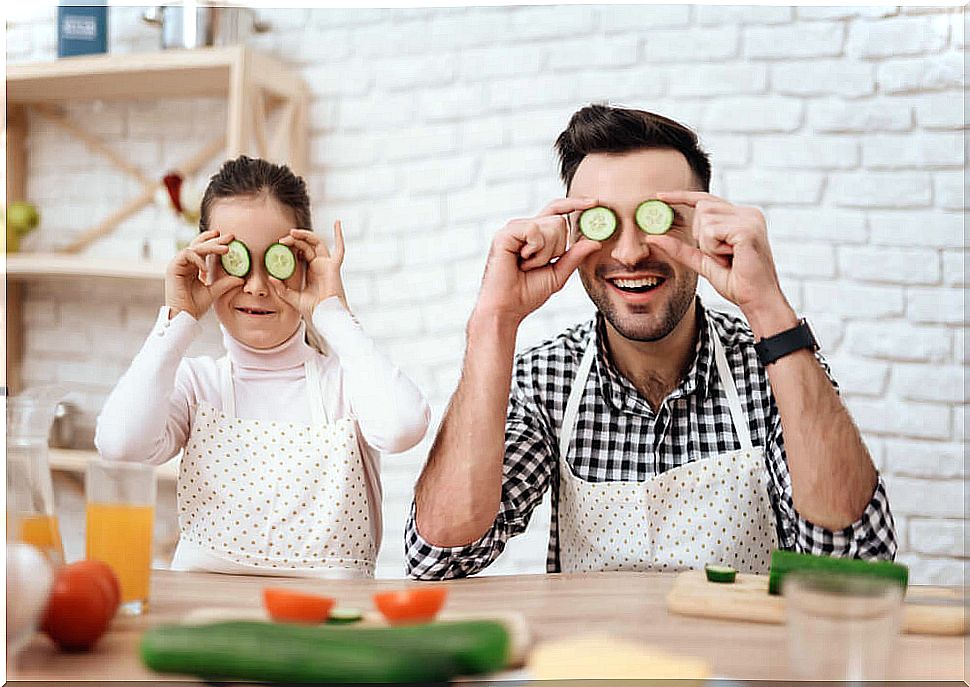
left=85, top=460, right=156, bottom=615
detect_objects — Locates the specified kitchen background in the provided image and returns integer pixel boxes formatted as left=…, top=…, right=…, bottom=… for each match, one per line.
left=5, top=2, right=966, bottom=582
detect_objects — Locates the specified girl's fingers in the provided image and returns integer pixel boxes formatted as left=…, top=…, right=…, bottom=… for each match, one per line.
left=332, top=220, right=345, bottom=263
left=290, top=228, right=329, bottom=258
left=209, top=274, right=244, bottom=298
left=281, top=236, right=316, bottom=262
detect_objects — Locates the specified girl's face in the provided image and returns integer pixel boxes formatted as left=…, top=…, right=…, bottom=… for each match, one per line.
left=209, top=194, right=306, bottom=349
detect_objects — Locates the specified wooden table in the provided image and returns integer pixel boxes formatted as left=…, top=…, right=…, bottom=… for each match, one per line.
left=8, top=570, right=966, bottom=683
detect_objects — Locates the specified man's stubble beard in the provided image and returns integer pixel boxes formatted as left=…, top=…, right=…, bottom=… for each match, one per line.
left=580, top=269, right=698, bottom=343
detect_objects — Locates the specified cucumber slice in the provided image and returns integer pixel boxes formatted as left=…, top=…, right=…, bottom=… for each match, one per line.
left=327, top=607, right=363, bottom=625
left=264, top=243, right=296, bottom=281
left=221, top=239, right=251, bottom=278
left=635, top=199, right=674, bottom=235
left=704, top=564, right=737, bottom=584
left=578, top=206, right=617, bottom=241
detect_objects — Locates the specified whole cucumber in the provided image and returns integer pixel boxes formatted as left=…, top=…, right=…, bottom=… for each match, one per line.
left=141, top=622, right=460, bottom=683
left=194, top=619, right=511, bottom=674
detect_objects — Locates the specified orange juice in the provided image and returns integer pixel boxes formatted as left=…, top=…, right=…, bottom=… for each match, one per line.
left=86, top=502, right=155, bottom=606
left=14, top=512, right=65, bottom=565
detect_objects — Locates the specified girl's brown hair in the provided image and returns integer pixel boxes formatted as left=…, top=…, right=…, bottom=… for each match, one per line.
left=199, top=155, right=312, bottom=232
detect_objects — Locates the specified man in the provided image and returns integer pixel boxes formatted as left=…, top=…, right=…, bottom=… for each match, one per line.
left=406, top=104, right=896, bottom=579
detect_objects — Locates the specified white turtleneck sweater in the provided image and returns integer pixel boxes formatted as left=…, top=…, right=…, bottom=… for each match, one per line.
left=94, top=297, right=431, bottom=571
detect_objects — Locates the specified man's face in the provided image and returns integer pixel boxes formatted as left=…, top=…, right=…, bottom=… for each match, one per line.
left=569, top=148, right=699, bottom=343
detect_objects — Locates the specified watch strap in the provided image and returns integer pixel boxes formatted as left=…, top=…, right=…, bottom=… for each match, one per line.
left=754, top=318, right=818, bottom=366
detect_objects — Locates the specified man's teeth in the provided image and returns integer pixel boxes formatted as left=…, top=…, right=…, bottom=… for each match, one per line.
left=613, top=277, right=659, bottom=288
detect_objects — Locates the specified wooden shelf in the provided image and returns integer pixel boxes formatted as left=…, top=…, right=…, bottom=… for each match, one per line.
left=5, top=46, right=308, bottom=393
left=7, top=46, right=304, bottom=104
left=6, top=254, right=167, bottom=281
left=49, top=448, right=178, bottom=482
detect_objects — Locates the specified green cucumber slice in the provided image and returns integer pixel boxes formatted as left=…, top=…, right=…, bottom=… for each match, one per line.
left=578, top=206, right=617, bottom=241
left=635, top=199, right=674, bottom=235
left=264, top=243, right=296, bottom=280
left=221, top=239, right=251, bottom=278
left=704, top=564, right=737, bottom=583
left=327, top=607, right=363, bottom=625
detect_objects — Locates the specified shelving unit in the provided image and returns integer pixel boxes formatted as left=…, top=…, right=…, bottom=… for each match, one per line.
left=5, top=45, right=309, bottom=393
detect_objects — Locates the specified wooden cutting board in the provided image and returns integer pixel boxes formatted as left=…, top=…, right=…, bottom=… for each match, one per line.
left=666, top=570, right=966, bottom=636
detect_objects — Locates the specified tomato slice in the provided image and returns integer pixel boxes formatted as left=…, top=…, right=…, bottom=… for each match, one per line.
left=373, top=587, right=448, bottom=625
left=262, top=587, right=336, bottom=624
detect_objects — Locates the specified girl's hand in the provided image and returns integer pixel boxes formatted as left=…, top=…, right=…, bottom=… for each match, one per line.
left=271, top=221, right=348, bottom=320
left=164, top=229, right=244, bottom=320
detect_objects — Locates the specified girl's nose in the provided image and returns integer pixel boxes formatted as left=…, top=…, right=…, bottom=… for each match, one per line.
left=610, top=222, right=651, bottom=267
left=242, top=265, right=270, bottom=298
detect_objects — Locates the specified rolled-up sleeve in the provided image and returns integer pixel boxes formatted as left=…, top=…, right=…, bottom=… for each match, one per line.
left=766, top=415, right=898, bottom=561
left=405, top=367, right=556, bottom=579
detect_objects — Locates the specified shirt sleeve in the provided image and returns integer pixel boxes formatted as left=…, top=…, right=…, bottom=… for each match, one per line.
left=94, top=306, right=200, bottom=465
left=404, top=361, right=557, bottom=580
left=765, top=352, right=898, bottom=560
left=311, top=297, right=430, bottom=454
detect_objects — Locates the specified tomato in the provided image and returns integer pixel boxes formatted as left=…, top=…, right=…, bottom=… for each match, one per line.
left=41, top=561, right=116, bottom=651
left=71, top=560, right=121, bottom=614
left=263, top=587, right=336, bottom=624
left=373, top=587, right=448, bottom=625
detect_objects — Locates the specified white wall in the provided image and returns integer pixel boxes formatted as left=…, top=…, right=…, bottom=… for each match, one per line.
left=7, top=4, right=966, bottom=583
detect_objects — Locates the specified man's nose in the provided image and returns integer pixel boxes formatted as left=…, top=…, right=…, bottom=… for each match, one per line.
left=609, top=223, right=651, bottom=267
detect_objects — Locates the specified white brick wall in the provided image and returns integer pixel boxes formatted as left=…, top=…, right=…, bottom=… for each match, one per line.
left=8, top=4, right=966, bottom=584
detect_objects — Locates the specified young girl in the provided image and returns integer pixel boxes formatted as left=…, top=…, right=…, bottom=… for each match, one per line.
left=95, top=156, right=430, bottom=578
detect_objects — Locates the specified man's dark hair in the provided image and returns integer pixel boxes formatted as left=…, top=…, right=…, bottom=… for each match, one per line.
left=199, top=155, right=312, bottom=232
left=555, top=104, right=712, bottom=192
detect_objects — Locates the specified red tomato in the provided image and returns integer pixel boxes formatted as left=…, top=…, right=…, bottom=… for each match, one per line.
left=41, top=561, right=116, bottom=651
left=373, top=587, right=448, bottom=625
left=263, top=587, right=336, bottom=624
left=71, top=560, right=121, bottom=614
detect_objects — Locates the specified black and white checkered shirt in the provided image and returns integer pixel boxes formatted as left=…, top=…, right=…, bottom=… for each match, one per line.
left=405, top=299, right=897, bottom=579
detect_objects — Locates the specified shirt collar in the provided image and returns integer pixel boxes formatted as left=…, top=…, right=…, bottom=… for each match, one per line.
left=220, top=320, right=316, bottom=371
left=591, top=298, right=717, bottom=414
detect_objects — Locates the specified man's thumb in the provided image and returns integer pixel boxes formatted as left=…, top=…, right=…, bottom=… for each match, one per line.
left=552, top=240, right=600, bottom=286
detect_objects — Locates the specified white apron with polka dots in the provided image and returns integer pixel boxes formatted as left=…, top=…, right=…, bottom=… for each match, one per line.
left=556, top=327, right=778, bottom=575
left=174, top=355, right=377, bottom=577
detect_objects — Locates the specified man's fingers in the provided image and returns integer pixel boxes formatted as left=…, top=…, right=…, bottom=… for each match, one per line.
left=537, top=196, right=598, bottom=217
left=648, top=235, right=731, bottom=284
left=655, top=190, right=726, bottom=208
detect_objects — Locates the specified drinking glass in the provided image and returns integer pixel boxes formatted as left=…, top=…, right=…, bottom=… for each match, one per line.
left=785, top=570, right=903, bottom=682
left=85, top=460, right=157, bottom=615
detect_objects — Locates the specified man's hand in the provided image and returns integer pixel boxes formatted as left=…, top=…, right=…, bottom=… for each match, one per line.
left=649, top=191, right=796, bottom=336
left=476, top=197, right=603, bottom=325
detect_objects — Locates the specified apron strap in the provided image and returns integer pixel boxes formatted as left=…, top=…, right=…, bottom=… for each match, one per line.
left=304, top=356, right=329, bottom=427
left=711, top=326, right=754, bottom=451
left=558, top=335, right=597, bottom=461
left=218, top=356, right=235, bottom=418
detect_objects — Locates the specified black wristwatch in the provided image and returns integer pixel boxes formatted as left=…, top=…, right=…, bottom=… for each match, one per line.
left=754, top=318, right=818, bottom=366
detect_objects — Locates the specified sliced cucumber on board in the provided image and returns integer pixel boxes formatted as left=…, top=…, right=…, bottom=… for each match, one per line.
left=264, top=242, right=296, bottom=280
left=579, top=206, right=617, bottom=241
left=635, top=200, right=674, bottom=235
left=704, top=564, right=737, bottom=584
left=221, top=239, right=251, bottom=278
left=327, top=607, right=364, bottom=624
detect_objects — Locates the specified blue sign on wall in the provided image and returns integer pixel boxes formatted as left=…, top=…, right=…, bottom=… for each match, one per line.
left=57, top=3, right=108, bottom=58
